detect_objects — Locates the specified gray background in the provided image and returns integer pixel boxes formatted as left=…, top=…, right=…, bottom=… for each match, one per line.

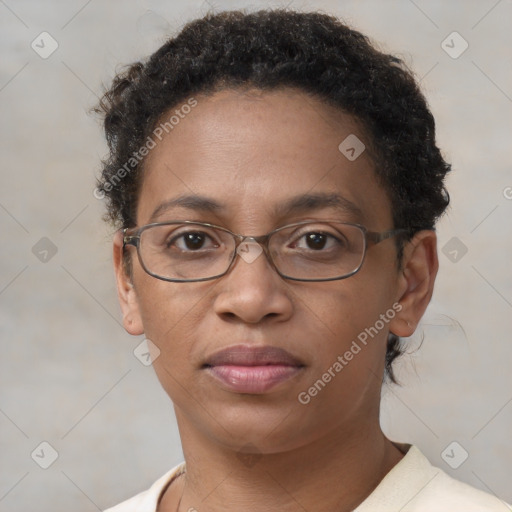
left=1, top=0, right=511, bottom=510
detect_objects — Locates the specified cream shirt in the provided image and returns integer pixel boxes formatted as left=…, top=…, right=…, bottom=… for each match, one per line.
left=104, top=444, right=510, bottom=511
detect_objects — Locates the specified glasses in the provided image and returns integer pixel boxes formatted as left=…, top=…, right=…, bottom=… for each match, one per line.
left=123, top=220, right=407, bottom=283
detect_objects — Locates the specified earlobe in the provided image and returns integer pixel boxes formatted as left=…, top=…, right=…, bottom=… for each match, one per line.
left=389, top=230, right=439, bottom=338
left=113, top=230, right=145, bottom=335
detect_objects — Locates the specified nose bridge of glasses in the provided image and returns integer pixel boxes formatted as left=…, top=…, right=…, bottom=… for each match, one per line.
left=235, top=236, right=264, bottom=264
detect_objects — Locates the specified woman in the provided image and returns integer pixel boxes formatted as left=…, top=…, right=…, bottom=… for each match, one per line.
left=95, top=9, right=509, bottom=512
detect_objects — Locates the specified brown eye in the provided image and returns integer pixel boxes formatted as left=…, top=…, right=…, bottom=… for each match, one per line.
left=167, top=231, right=218, bottom=251
left=293, top=231, right=342, bottom=251
left=304, top=233, right=328, bottom=250
left=182, top=232, right=206, bottom=250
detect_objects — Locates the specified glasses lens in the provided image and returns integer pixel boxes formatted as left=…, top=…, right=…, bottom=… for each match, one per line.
left=138, top=223, right=235, bottom=281
left=270, top=222, right=366, bottom=280
left=135, top=222, right=366, bottom=282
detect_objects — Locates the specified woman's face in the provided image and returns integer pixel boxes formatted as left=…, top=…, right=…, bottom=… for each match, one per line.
left=115, top=88, right=414, bottom=453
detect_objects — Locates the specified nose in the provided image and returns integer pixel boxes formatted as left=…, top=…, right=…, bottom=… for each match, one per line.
left=212, top=238, right=294, bottom=324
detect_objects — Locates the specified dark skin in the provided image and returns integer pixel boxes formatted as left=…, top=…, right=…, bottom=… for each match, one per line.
left=112, top=88, right=438, bottom=511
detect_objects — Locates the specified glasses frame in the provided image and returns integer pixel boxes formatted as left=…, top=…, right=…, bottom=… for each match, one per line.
left=123, top=220, right=409, bottom=283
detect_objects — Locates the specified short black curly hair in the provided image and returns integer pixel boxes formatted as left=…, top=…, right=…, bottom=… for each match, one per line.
left=95, top=8, right=450, bottom=383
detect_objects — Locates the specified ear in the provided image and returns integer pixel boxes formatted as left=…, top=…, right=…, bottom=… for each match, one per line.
left=113, top=230, right=145, bottom=336
left=389, top=230, right=439, bottom=337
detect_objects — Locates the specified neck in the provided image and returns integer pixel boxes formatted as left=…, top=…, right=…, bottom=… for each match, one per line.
left=160, top=412, right=404, bottom=512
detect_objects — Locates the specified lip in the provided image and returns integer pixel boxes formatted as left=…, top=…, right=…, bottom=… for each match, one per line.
left=203, top=345, right=305, bottom=394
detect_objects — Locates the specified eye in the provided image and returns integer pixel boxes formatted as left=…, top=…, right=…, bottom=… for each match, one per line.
left=168, top=230, right=219, bottom=251
left=299, top=232, right=330, bottom=250
left=293, top=230, right=344, bottom=251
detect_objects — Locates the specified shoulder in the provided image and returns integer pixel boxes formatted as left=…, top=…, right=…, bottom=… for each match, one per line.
left=413, top=468, right=510, bottom=511
left=103, top=463, right=185, bottom=512
left=355, top=444, right=510, bottom=512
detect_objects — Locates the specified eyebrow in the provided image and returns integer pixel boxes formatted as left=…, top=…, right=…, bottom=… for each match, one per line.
left=149, top=195, right=223, bottom=222
left=148, top=192, right=364, bottom=223
left=275, top=192, right=364, bottom=220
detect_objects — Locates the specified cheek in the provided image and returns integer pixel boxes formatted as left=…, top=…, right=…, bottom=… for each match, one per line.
left=291, top=284, right=390, bottom=421
left=303, top=280, right=382, bottom=341
left=134, top=273, right=211, bottom=358
left=136, top=280, right=209, bottom=407
left=301, top=278, right=394, bottom=373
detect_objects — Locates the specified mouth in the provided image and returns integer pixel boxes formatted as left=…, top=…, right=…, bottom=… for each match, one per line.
left=202, top=344, right=305, bottom=394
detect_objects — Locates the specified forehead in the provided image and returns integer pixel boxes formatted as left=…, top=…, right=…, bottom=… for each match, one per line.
left=138, top=87, right=392, bottom=230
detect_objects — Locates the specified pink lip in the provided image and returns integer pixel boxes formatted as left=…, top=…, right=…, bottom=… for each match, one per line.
left=203, top=345, right=304, bottom=393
